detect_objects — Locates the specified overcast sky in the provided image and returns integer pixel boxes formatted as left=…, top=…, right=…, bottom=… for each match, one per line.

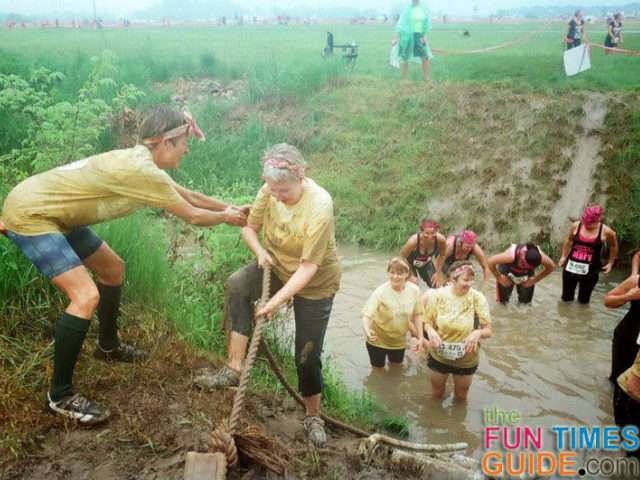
left=0, top=0, right=630, bottom=16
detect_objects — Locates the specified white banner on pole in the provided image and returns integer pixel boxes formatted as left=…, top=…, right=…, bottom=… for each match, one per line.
left=564, top=44, right=591, bottom=76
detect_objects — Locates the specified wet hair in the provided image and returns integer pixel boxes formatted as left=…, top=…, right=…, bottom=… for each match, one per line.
left=447, top=260, right=475, bottom=279
left=387, top=256, right=411, bottom=276
left=420, top=218, right=439, bottom=232
left=139, top=104, right=185, bottom=143
left=262, top=143, right=307, bottom=184
left=524, top=243, right=542, bottom=268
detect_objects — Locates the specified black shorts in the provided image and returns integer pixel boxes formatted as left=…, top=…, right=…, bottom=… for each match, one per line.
left=427, top=354, right=478, bottom=376
left=366, top=342, right=405, bottom=368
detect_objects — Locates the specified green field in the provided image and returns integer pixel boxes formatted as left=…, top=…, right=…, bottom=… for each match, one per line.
left=2, top=22, right=640, bottom=93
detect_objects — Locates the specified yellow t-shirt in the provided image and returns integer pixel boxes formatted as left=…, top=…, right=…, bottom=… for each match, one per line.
left=247, top=178, right=341, bottom=300
left=362, top=281, right=423, bottom=350
left=424, top=285, right=491, bottom=368
left=618, top=351, right=640, bottom=397
left=1, top=145, right=182, bottom=235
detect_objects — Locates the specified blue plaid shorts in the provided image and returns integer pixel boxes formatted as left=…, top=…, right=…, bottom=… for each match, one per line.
left=6, top=227, right=103, bottom=279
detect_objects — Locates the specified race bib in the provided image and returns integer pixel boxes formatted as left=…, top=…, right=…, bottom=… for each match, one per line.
left=507, top=273, right=530, bottom=285
left=438, top=342, right=466, bottom=361
left=566, top=259, right=589, bottom=275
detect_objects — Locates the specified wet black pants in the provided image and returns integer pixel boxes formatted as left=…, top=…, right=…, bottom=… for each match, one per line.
left=561, top=270, right=599, bottom=304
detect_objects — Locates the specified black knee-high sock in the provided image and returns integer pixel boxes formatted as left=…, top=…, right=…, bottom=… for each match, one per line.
left=97, top=283, right=122, bottom=351
left=50, top=312, right=90, bottom=401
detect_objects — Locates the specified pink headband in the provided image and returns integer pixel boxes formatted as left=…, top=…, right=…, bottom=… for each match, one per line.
left=421, top=219, right=439, bottom=231
left=142, top=109, right=205, bottom=146
left=582, top=205, right=603, bottom=225
left=451, top=264, right=474, bottom=279
left=460, top=230, right=476, bottom=245
left=263, top=158, right=304, bottom=180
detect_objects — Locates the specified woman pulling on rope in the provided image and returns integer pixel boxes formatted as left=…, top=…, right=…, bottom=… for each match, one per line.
left=604, top=13, right=624, bottom=54
left=0, top=105, right=248, bottom=425
left=421, top=261, right=492, bottom=401
left=605, top=272, right=640, bottom=385
left=565, top=10, right=588, bottom=50
left=558, top=204, right=618, bottom=304
left=197, top=143, right=341, bottom=447
left=361, top=257, right=424, bottom=372
left=400, top=218, right=446, bottom=288
left=391, top=0, right=433, bottom=81
left=440, top=230, right=490, bottom=286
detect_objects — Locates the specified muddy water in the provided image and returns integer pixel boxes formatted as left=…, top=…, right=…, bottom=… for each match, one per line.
left=324, top=244, right=627, bottom=459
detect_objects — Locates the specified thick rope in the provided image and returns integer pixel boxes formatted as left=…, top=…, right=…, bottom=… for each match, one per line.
left=210, top=263, right=271, bottom=468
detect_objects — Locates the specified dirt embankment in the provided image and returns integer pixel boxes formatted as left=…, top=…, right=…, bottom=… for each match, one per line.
left=0, top=309, right=408, bottom=480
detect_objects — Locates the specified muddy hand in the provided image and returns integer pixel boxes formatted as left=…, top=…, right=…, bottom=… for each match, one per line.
left=258, top=249, right=274, bottom=269
left=464, top=330, right=481, bottom=354
left=233, top=204, right=252, bottom=216
left=223, top=206, right=247, bottom=226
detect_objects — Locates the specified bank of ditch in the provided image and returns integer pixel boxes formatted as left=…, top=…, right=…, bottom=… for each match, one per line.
left=2, top=54, right=640, bottom=477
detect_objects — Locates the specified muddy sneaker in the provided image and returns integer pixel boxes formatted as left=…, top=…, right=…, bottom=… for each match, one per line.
left=193, top=365, right=240, bottom=390
left=45, top=392, right=111, bottom=425
left=93, top=343, right=147, bottom=363
left=303, top=415, right=327, bottom=447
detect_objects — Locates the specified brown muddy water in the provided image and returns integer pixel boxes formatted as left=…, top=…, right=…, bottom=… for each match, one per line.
left=324, top=244, right=627, bottom=461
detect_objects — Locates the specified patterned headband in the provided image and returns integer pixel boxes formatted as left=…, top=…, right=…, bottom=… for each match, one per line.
left=142, top=109, right=205, bottom=146
left=263, top=158, right=304, bottom=180
left=451, top=264, right=474, bottom=279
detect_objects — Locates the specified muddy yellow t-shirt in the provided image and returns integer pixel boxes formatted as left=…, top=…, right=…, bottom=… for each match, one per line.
left=618, top=351, right=640, bottom=397
left=362, top=281, right=423, bottom=350
left=1, top=146, right=182, bottom=235
left=247, top=179, right=341, bottom=300
left=424, top=286, right=491, bottom=368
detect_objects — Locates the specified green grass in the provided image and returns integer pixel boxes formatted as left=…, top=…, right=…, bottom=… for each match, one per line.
left=1, top=22, right=639, bottom=96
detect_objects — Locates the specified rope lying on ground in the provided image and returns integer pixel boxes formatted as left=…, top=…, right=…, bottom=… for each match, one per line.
left=432, top=23, right=550, bottom=56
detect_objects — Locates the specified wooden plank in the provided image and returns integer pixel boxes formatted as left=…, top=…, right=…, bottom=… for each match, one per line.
left=183, top=452, right=227, bottom=480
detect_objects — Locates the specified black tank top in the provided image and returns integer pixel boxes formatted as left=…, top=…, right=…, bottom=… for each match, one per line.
left=506, top=244, right=536, bottom=277
left=443, top=235, right=473, bottom=272
left=408, top=233, right=439, bottom=276
left=568, top=222, right=603, bottom=272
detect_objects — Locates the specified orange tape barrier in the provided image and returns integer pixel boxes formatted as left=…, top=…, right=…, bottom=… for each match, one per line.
left=431, top=23, right=550, bottom=56
left=591, top=43, right=640, bottom=57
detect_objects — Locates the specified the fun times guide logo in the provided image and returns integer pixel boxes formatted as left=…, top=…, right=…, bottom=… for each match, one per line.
left=481, top=405, right=639, bottom=478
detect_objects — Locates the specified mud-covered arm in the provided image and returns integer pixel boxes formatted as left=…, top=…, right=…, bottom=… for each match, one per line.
left=487, top=249, right=511, bottom=278
left=531, top=251, right=556, bottom=284
left=473, top=244, right=491, bottom=281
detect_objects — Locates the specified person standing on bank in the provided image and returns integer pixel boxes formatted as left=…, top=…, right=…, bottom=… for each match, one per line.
left=605, top=273, right=640, bottom=384
left=559, top=205, right=618, bottom=304
left=400, top=218, right=446, bottom=288
left=488, top=243, right=555, bottom=305
left=391, top=0, right=433, bottom=81
left=566, top=10, right=587, bottom=50
left=604, top=13, right=624, bottom=54
left=196, top=143, right=341, bottom=447
left=0, top=105, right=248, bottom=425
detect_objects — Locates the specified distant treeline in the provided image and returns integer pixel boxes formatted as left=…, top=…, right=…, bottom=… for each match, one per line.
left=495, top=3, right=640, bottom=19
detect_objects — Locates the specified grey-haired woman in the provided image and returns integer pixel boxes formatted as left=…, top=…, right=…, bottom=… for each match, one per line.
left=199, top=143, right=341, bottom=447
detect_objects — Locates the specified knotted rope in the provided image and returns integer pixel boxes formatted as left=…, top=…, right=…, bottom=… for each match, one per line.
left=210, top=263, right=272, bottom=468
